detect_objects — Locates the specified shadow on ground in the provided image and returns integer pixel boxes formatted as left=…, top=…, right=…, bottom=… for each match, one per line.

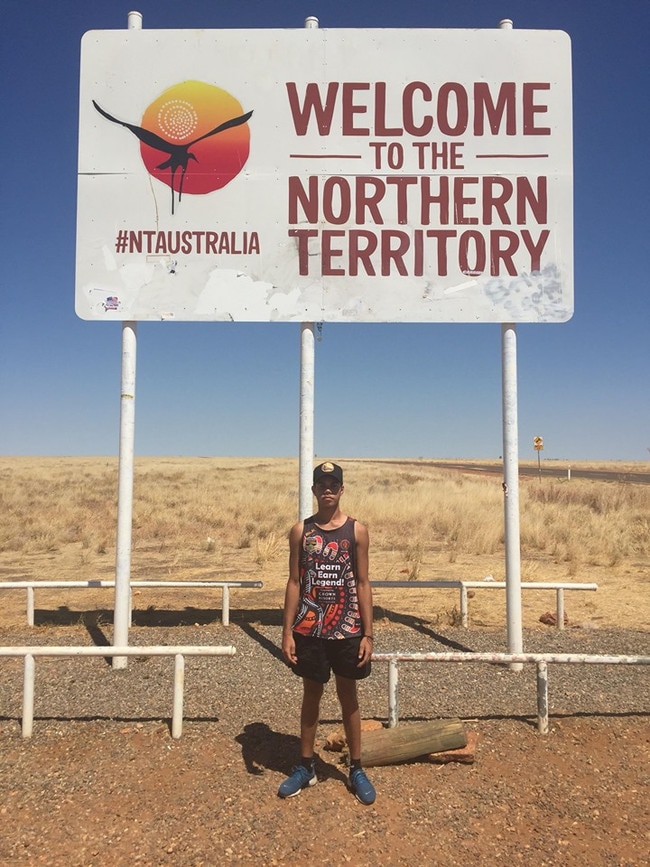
left=235, top=722, right=348, bottom=784
left=34, top=604, right=464, bottom=635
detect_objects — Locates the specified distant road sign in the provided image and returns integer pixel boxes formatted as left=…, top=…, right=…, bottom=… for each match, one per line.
left=533, top=436, right=544, bottom=451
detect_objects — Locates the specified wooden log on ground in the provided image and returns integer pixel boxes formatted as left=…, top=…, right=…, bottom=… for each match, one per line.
left=360, top=719, right=466, bottom=767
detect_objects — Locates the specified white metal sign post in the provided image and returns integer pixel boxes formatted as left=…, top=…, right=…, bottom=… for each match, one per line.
left=114, top=11, right=141, bottom=669
left=502, top=321, right=523, bottom=665
left=76, top=19, right=573, bottom=663
left=114, top=320, right=137, bottom=668
left=299, top=321, right=316, bottom=520
left=298, top=17, right=320, bottom=523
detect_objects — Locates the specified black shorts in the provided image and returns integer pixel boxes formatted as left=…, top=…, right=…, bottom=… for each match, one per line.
left=291, top=633, right=371, bottom=683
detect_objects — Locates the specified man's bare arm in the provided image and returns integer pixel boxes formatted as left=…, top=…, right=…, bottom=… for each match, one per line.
left=281, top=522, right=303, bottom=664
left=354, top=522, right=374, bottom=665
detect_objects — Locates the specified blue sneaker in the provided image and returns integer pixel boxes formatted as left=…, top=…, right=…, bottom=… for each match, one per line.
left=349, top=768, right=376, bottom=805
left=278, top=764, right=317, bottom=798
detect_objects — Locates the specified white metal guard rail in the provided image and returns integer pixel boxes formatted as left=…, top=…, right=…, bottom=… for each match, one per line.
left=372, top=651, right=650, bottom=734
left=375, top=580, right=598, bottom=629
left=0, top=580, right=264, bottom=627
left=0, top=644, right=236, bottom=739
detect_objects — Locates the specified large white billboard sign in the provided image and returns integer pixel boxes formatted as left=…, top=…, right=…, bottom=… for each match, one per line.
left=76, top=28, right=573, bottom=322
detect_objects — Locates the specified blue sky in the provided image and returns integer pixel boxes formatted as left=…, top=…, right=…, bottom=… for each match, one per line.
left=1, top=0, right=648, bottom=461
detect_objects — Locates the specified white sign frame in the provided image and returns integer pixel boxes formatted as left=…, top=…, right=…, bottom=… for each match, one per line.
left=76, top=27, right=573, bottom=323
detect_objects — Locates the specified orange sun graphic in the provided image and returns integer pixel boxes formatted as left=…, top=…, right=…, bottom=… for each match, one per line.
left=139, top=80, right=251, bottom=197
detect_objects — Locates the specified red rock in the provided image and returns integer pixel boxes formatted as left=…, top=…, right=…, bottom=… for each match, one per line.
left=323, top=730, right=346, bottom=752
left=323, top=719, right=384, bottom=752
left=539, top=611, right=569, bottom=626
left=427, top=730, right=479, bottom=764
left=361, top=719, right=384, bottom=732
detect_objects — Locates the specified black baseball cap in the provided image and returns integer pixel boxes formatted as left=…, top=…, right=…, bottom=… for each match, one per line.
left=313, top=461, right=343, bottom=485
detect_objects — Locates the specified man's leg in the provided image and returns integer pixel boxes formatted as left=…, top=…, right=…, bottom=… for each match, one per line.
left=300, top=677, right=324, bottom=757
left=278, top=677, right=323, bottom=798
left=335, top=673, right=376, bottom=805
left=335, top=674, right=360, bottom=759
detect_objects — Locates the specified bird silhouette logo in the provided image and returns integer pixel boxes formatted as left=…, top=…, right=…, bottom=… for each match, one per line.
left=93, top=81, right=252, bottom=214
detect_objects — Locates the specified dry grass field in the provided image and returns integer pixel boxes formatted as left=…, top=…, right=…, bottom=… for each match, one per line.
left=0, top=455, right=648, bottom=630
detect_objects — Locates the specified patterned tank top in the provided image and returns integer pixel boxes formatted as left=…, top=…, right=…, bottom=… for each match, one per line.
left=292, top=516, right=361, bottom=639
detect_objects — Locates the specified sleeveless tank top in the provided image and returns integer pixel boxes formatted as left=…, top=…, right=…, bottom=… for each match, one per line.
left=292, top=516, right=361, bottom=639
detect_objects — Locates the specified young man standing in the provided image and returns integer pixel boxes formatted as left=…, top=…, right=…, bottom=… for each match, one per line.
left=279, top=461, right=376, bottom=805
